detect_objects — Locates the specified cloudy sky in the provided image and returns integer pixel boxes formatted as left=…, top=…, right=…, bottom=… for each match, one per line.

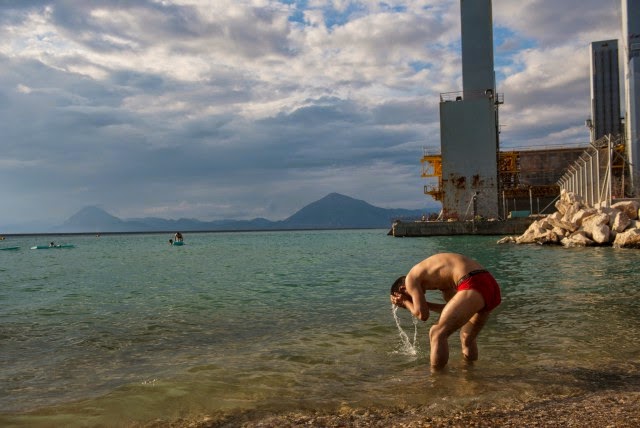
left=0, top=0, right=623, bottom=230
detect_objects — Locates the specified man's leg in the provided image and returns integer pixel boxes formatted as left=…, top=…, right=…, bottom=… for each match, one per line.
left=459, top=310, right=490, bottom=362
left=428, top=289, right=485, bottom=369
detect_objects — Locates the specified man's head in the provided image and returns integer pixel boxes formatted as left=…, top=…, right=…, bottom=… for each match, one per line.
left=390, top=275, right=412, bottom=308
left=390, top=275, right=406, bottom=296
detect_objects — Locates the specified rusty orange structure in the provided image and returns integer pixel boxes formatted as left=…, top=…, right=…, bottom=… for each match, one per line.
left=421, top=146, right=589, bottom=216
left=420, top=150, right=443, bottom=202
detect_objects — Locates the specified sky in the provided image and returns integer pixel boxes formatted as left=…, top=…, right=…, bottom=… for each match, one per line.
left=0, top=0, right=624, bottom=230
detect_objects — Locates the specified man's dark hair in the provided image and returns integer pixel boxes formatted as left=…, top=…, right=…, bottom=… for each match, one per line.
left=390, top=275, right=406, bottom=295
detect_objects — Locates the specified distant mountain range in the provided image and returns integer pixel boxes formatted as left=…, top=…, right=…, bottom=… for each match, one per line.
left=51, top=193, right=432, bottom=233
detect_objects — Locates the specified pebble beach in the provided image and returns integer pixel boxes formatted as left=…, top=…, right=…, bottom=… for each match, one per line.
left=142, top=390, right=640, bottom=427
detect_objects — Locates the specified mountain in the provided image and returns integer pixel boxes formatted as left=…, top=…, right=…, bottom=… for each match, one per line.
left=54, top=206, right=147, bottom=233
left=54, top=193, right=432, bottom=233
left=283, top=193, right=424, bottom=229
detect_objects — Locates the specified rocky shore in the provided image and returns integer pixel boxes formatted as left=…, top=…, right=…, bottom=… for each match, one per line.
left=144, top=390, right=640, bottom=427
left=498, top=190, right=640, bottom=248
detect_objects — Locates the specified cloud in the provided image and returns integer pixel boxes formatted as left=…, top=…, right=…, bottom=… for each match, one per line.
left=0, top=0, right=629, bottom=228
left=494, top=0, right=619, bottom=46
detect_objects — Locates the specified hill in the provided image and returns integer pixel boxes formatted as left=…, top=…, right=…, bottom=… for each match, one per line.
left=55, top=206, right=148, bottom=233
left=53, top=193, right=431, bottom=233
left=282, top=193, right=425, bottom=229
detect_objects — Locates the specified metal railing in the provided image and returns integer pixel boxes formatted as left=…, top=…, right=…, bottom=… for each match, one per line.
left=440, top=90, right=504, bottom=104
left=557, top=134, right=637, bottom=208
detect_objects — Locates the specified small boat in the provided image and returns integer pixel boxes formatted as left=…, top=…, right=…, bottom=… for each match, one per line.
left=172, top=241, right=185, bottom=246
left=30, top=244, right=75, bottom=250
left=0, top=246, right=20, bottom=251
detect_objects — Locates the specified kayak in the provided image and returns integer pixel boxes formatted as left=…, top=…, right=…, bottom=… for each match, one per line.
left=172, top=241, right=185, bottom=246
left=0, top=246, right=20, bottom=251
left=30, top=245, right=75, bottom=249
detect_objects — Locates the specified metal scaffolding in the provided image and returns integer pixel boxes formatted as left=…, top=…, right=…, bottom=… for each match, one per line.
left=422, top=145, right=584, bottom=217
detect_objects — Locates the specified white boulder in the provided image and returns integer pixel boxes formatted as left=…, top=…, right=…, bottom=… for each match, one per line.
left=611, top=210, right=631, bottom=233
left=611, top=200, right=640, bottom=220
left=561, top=231, right=595, bottom=247
left=613, top=227, right=640, bottom=248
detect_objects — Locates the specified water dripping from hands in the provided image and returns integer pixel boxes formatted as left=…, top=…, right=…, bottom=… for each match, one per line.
left=392, top=304, right=419, bottom=356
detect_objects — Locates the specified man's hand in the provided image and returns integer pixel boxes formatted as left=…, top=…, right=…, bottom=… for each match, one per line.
left=390, top=293, right=403, bottom=307
left=390, top=292, right=412, bottom=308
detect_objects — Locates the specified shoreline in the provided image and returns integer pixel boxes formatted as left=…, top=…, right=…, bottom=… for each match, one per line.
left=138, top=389, right=640, bottom=427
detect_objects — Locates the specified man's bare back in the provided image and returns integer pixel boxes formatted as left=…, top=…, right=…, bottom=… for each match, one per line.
left=407, top=252, right=485, bottom=292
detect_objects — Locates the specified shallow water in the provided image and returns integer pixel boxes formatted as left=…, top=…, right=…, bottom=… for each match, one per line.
left=1, top=230, right=639, bottom=426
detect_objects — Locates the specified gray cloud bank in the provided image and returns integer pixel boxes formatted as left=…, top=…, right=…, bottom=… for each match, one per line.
left=0, top=0, right=622, bottom=227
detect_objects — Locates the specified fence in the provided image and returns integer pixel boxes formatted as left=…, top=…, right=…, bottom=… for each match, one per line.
left=557, top=134, right=637, bottom=208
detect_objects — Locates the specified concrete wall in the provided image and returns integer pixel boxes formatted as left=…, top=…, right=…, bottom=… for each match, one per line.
left=440, top=96, right=499, bottom=219
left=391, top=218, right=532, bottom=237
left=518, top=148, right=585, bottom=186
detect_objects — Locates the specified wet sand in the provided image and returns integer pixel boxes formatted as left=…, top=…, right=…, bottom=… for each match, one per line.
left=142, top=390, right=640, bottom=427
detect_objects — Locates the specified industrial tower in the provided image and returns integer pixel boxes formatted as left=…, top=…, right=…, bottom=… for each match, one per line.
left=588, top=40, right=622, bottom=142
left=438, top=0, right=501, bottom=219
left=622, top=0, right=640, bottom=192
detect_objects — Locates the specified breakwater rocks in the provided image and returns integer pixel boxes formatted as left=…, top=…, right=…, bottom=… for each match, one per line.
left=498, top=190, right=640, bottom=248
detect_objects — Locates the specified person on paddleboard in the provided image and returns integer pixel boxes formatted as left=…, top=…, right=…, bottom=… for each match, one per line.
left=390, top=253, right=501, bottom=370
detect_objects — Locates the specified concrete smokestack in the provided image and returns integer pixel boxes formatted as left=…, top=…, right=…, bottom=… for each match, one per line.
left=461, top=0, right=495, bottom=93
left=622, top=0, right=640, bottom=192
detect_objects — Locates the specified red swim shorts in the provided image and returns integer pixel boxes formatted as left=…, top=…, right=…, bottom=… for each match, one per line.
left=456, top=270, right=501, bottom=312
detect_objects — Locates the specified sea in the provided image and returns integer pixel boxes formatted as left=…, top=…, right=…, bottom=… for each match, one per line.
left=1, top=230, right=639, bottom=426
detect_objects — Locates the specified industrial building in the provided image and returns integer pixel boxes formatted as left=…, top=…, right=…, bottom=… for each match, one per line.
left=421, top=0, right=639, bottom=222
left=558, top=1, right=640, bottom=203
left=422, top=146, right=584, bottom=219
left=588, top=40, right=622, bottom=141
left=429, top=0, right=584, bottom=220
left=438, top=0, right=501, bottom=220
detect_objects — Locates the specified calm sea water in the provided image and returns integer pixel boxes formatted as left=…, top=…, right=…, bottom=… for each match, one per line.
left=1, top=230, right=639, bottom=426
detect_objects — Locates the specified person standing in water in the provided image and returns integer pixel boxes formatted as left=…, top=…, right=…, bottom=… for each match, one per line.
left=390, top=253, right=501, bottom=370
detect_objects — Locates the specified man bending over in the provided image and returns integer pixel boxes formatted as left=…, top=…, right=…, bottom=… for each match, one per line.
left=390, top=253, right=501, bottom=370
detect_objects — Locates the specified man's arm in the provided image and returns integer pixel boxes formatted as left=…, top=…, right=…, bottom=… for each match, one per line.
left=427, top=302, right=446, bottom=313
left=403, top=272, right=429, bottom=321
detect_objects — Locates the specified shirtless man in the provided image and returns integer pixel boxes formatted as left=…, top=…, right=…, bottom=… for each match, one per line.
left=390, top=253, right=501, bottom=369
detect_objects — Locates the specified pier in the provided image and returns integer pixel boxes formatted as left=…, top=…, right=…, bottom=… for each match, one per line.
left=389, top=218, right=534, bottom=237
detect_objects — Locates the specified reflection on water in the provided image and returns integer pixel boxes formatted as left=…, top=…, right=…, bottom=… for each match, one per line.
left=1, top=232, right=640, bottom=426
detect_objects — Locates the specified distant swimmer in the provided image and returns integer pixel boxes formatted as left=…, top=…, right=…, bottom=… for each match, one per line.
left=390, top=253, right=501, bottom=370
left=174, top=232, right=183, bottom=242
left=169, top=239, right=174, bottom=245
left=49, top=242, right=56, bottom=247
